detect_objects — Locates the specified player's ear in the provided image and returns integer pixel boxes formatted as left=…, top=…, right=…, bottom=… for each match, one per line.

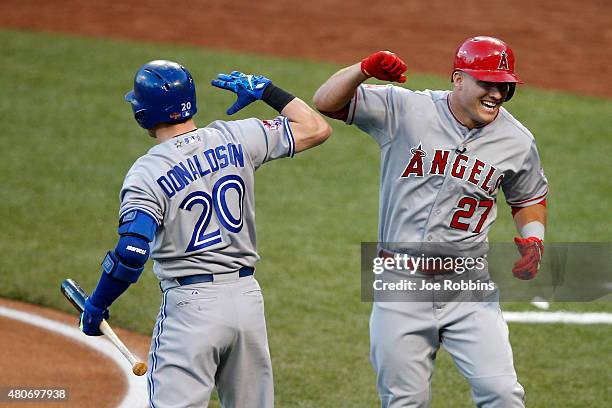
left=452, top=71, right=463, bottom=89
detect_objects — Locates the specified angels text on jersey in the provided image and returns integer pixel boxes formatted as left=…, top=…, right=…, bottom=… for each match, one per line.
left=400, top=143, right=504, bottom=196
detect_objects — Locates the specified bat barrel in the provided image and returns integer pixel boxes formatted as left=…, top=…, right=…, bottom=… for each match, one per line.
left=60, top=278, right=89, bottom=312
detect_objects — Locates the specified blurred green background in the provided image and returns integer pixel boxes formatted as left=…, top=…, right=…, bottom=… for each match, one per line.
left=0, top=31, right=610, bottom=407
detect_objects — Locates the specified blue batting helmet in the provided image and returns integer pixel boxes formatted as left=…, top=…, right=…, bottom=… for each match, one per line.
left=125, top=60, right=197, bottom=129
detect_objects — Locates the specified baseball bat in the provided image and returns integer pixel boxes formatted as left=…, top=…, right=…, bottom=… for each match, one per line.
left=60, top=278, right=148, bottom=376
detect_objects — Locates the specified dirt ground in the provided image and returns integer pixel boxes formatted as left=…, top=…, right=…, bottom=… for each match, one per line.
left=0, top=1, right=609, bottom=406
left=0, top=0, right=610, bottom=98
left=0, top=298, right=151, bottom=407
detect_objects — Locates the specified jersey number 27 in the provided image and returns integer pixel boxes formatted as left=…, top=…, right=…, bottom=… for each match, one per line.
left=449, top=197, right=494, bottom=234
left=178, top=175, right=245, bottom=253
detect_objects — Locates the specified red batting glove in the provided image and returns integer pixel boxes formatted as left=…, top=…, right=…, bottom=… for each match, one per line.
left=512, top=237, right=544, bottom=280
left=361, top=51, right=407, bottom=83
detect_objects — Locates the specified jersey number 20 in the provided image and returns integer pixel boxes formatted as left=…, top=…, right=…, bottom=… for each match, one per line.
left=178, top=175, right=245, bottom=253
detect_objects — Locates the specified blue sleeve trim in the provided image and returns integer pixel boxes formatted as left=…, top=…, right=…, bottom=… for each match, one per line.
left=283, top=117, right=295, bottom=158
left=118, top=209, right=159, bottom=241
left=119, top=207, right=161, bottom=226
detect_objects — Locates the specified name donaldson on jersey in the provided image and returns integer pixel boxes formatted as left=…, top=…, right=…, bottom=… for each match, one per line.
left=156, top=142, right=245, bottom=199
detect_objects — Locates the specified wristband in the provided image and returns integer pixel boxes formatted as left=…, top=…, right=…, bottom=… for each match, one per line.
left=519, top=221, right=545, bottom=240
left=262, top=83, right=295, bottom=113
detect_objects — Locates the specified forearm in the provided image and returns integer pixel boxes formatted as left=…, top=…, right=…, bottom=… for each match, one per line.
left=513, top=203, right=547, bottom=238
left=89, top=271, right=131, bottom=308
left=262, top=83, right=330, bottom=152
left=281, top=98, right=332, bottom=153
left=313, top=63, right=367, bottom=112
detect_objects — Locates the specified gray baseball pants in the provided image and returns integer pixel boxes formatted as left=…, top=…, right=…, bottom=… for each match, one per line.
left=147, top=274, right=273, bottom=408
left=370, top=290, right=525, bottom=407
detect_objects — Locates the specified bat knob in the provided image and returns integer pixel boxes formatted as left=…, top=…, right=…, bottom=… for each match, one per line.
left=132, top=362, right=148, bottom=376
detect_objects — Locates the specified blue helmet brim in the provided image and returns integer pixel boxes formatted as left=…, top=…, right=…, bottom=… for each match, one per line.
left=125, top=90, right=136, bottom=103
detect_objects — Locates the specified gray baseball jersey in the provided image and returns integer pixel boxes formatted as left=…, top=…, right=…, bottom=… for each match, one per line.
left=347, top=85, right=547, bottom=247
left=347, top=84, right=547, bottom=408
left=119, top=117, right=295, bottom=408
left=119, top=116, right=295, bottom=280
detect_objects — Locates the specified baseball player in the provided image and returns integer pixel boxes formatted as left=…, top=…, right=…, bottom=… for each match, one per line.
left=78, top=60, right=331, bottom=407
left=313, top=37, right=547, bottom=407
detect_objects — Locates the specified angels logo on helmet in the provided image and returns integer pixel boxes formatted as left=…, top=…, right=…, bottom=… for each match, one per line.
left=498, top=51, right=510, bottom=71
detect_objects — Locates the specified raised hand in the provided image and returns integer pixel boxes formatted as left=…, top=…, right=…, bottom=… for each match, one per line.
left=211, top=71, right=272, bottom=115
left=361, top=51, right=407, bottom=83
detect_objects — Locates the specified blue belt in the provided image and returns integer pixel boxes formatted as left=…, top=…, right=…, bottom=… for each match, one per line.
left=176, top=266, right=254, bottom=286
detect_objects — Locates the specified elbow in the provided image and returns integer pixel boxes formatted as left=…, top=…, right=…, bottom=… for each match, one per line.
left=310, top=116, right=332, bottom=146
left=321, top=120, right=333, bottom=142
left=312, top=93, right=324, bottom=112
left=288, top=100, right=333, bottom=153
left=312, top=88, right=332, bottom=113
left=313, top=92, right=350, bottom=121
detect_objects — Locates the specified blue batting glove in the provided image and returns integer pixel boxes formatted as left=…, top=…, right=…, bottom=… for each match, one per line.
left=211, top=71, right=272, bottom=115
left=79, top=298, right=110, bottom=336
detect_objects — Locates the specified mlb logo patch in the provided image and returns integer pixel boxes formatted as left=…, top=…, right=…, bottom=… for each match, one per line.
left=182, top=134, right=201, bottom=146
left=262, top=119, right=282, bottom=130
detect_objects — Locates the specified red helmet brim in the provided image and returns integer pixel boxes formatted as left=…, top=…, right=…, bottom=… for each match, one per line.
left=460, top=69, right=524, bottom=84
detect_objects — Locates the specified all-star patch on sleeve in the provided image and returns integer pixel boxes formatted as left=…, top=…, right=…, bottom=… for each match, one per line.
left=207, top=117, right=295, bottom=170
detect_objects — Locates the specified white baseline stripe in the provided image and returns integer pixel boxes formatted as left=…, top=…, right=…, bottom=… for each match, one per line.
left=0, top=305, right=609, bottom=408
left=504, top=311, right=612, bottom=324
left=0, top=306, right=148, bottom=407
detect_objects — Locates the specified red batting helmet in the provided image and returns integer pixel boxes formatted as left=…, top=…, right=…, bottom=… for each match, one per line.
left=452, top=36, right=523, bottom=100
